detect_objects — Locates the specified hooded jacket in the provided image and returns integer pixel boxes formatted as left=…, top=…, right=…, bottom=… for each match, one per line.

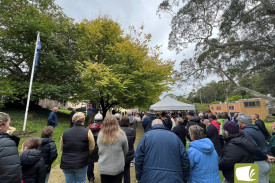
left=142, top=114, right=157, bottom=132
left=0, top=132, right=22, bottom=183
left=187, top=138, right=221, bottom=183
left=206, top=123, right=222, bottom=156
left=135, top=124, right=190, bottom=183
left=211, top=120, right=221, bottom=134
left=187, top=116, right=206, bottom=140
left=255, top=119, right=270, bottom=140
left=20, top=149, right=46, bottom=183
left=242, top=124, right=272, bottom=161
left=219, top=132, right=257, bottom=183
left=40, top=138, right=58, bottom=173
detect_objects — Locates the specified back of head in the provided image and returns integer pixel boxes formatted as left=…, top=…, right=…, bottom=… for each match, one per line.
left=115, top=113, right=121, bottom=119
left=189, top=125, right=204, bottom=140
left=223, top=121, right=239, bottom=135
left=210, top=114, right=217, bottom=120
left=151, top=119, right=163, bottom=126
left=0, top=112, right=10, bottom=126
left=72, top=112, right=85, bottom=125
left=127, top=110, right=132, bottom=116
left=23, top=137, right=42, bottom=149
left=41, top=126, right=54, bottom=138
left=100, top=115, right=122, bottom=144
left=237, top=114, right=252, bottom=125
left=120, top=116, right=130, bottom=127
left=94, top=112, right=103, bottom=121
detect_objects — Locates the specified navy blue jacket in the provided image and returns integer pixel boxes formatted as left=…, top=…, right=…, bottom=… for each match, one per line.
left=47, top=111, right=57, bottom=127
left=40, top=138, right=58, bottom=173
left=242, top=124, right=271, bottom=161
left=135, top=124, right=190, bottom=183
left=142, top=114, right=157, bottom=132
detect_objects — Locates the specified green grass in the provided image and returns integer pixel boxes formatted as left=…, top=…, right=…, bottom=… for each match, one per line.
left=3, top=108, right=70, bottom=167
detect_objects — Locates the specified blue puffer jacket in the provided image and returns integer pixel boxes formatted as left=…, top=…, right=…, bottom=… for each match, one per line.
left=47, top=111, right=57, bottom=127
left=135, top=124, right=190, bottom=183
left=187, top=138, right=221, bottom=183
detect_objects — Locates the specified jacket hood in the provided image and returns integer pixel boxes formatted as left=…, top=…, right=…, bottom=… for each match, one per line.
left=149, top=114, right=157, bottom=120
left=242, top=124, right=259, bottom=131
left=189, top=138, right=214, bottom=154
left=228, top=132, right=257, bottom=154
left=190, top=116, right=200, bottom=123
left=41, top=138, right=54, bottom=145
left=20, top=149, right=42, bottom=167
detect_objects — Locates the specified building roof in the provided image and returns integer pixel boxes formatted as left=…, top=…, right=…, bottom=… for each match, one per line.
left=150, top=96, right=196, bottom=111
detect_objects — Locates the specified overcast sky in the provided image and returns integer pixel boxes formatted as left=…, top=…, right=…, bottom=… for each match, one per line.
left=55, top=0, right=197, bottom=97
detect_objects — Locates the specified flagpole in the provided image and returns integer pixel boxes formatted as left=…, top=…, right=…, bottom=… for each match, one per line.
left=23, top=32, right=40, bottom=131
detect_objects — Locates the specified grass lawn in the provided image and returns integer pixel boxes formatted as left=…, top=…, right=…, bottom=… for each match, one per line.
left=2, top=108, right=275, bottom=182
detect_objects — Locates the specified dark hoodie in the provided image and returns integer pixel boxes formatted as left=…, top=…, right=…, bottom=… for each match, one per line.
left=242, top=124, right=272, bottom=161
left=20, top=149, right=46, bottom=183
left=142, top=114, right=157, bottom=132
left=187, top=116, right=206, bottom=140
left=40, top=138, right=58, bottom=173
left=219, top=132, right=257, bottom=183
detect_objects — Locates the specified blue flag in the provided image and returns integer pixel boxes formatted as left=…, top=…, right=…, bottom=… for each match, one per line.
left=35, top=36, right=41, bottom=66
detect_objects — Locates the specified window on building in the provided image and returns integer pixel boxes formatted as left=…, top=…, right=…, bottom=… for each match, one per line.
left=229, top=106, right=234, bottom=110
left=216, top=106, right=221, bottom=110
left=211, top=107, right=213, bottom=110
left=244, top=101, right=261, bottom=107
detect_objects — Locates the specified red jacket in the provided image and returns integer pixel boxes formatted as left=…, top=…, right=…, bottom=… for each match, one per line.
left=211, top=120, right=221, bottom=134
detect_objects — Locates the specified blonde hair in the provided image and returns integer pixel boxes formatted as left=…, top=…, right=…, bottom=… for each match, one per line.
left=99, top=115, right=124, bottom=145
left=0, top=112, right=10, bottom=126
left=72, top=112, right=85, bottom=125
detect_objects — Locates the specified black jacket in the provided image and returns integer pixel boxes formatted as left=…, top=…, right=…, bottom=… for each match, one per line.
left=255, top=119, right=270, bottom=140
left=20, top=149, right=46, bottom=183
left=242, top=124, right=271, bottom=161
left=40, top=138, right=58, bottom=173
left=163, top=118, right=173, bottom=131
left=121, top=126, right=136, bottom=164
left=172, top=123, right=187, bottom=147
left=61, top=125, right=90, bottom=169
left=219, top=133, right=257, bottom=183
left=206, top=123, right=222, bottom=156
left=0, top=132, right=22, bottom=183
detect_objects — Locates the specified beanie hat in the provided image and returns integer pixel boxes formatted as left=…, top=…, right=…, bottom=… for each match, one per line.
left=94, top=112, right=103, bottom=121
left=237, top=115, right=252, bottom=124
left=210, top=114, right=217, bottom=120
left=223, top=121, right=239, bottom=134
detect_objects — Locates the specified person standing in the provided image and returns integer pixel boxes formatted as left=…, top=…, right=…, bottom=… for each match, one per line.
left=219, top=121, right=257, bottom=183
left=0, top=112, right=22, bottom=183
left=120, top=116, right=136, bottom=183
left=97, top=115, right=128, bottom=183
left=135, top=119, right=190, bottom=183
left=203, top=119, right=222, bottom=156
left=61, top=112, right=95, bottom=183
left=187, top=125, right=221, bottom=183
left=172, top=117, right=187, bottom=147
left=47, top=107, right=58, bottom=128
left=70, top=108, right=77, bottom=128
left=127, top=110, right=137, bottom=130
left=252, top=114, right=271, bottom=141
left=40, top=126, right=58, bottom=183
left=238, top=115, right=274, bottom=183
left=142, top=109, right=157, bottom=132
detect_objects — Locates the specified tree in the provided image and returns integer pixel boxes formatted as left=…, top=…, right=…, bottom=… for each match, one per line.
left=158, top=0, right=275, bottom=103
left=0, top=0, right=78, bottom=107
left=75, top=17, right=175, bottom=117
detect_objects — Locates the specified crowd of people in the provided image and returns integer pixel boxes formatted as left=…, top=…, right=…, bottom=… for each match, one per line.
left=1, top=108, right=275, bottom=183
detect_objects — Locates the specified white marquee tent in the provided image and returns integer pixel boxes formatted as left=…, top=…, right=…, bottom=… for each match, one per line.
left=150, top=96, right=196, bottom=111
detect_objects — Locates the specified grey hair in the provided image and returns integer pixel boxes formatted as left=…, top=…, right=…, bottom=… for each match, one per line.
left=151, top=119, right=163, bottom=126
left=176, top=118, right=184, bottom=124
left=189, top=125, right=205, bottom=140
left=0, top=112, right=10, bottom=126
left=72, top=112, right=85, bottom=125
left=203, top=119, right=210, bottom=124
left=199, top=113, right=204, bottom=117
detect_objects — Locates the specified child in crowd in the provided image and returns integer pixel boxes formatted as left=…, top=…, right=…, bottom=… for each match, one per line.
left=40, top=126, right=58, bottom=183
left=20, top=137, right=46, bottom=183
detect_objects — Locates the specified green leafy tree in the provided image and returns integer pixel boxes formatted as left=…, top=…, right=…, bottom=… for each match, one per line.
left=158, top=0, right=275, bottom=103
left=75, top=17, right=175, bottom=117
left=0, top=0, right=78, bottom=106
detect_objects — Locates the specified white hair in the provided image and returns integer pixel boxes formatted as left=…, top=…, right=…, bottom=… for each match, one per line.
left=151, top=119, right=163, bottom=126
left=203, top=119, right=210, bottom=124
left=199, top=113, right=204, bottom=117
